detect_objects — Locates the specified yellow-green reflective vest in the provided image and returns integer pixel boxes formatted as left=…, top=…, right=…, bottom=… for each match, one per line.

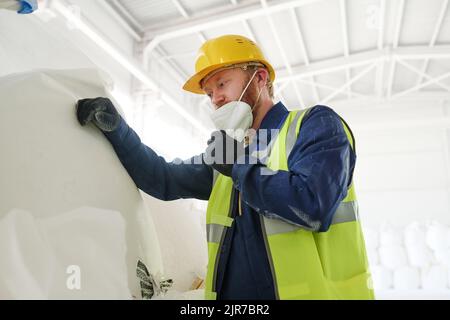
left=204, top=108, right=375, bottom=300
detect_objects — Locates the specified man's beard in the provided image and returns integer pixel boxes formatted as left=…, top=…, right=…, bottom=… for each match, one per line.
left=240, top=82, right=260, bottom=112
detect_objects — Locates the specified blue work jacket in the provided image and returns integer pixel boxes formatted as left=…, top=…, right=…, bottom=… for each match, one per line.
left=103, top=102, right=356, bottom=299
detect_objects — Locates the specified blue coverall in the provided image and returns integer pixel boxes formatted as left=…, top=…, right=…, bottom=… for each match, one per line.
left=102, top=102, right=356, bottom=299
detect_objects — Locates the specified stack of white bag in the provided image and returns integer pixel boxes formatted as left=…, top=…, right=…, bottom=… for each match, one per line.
left=0, top=208, right=130, bottom=299
left=0, top=69, right=164, bottom=299
left=366, top=221, right=450, bottom=294
left=422, top=221, right=450, bottom=290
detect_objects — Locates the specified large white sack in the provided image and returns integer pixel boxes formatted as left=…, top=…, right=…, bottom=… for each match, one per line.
left=425, top=221, right=449, bottom=252
left=0, top=208, right=130, bottom=299
left=0, top=210, right=54, bottom=299
left=367, top=249, right=379, bottom=267
left=393, top=266, right=420, bottom=291
left=379, top=223, right=403, bottom=247
left=363, top=227, right=379, bottom=251
left=378, top=245, right=408, bottom=270
left=447, top=229, right=450, bottom=248
left=371, top=266, right=393, bottom=291
left=405, top=244, right=434, bottom=269
left=0, top=69, right=164, bottom=299
left=433, top=249, right=450, bottom=268
left=404, top=221, right=427, bottom=248
left=421, top=266, right=448, bottom=291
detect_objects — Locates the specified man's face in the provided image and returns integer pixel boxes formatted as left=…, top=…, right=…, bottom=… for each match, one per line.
left=202, top=68, right=259, bottom=110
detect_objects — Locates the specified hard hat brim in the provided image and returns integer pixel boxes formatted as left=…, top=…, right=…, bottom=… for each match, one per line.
left=182, top=59, right=276, bottom=94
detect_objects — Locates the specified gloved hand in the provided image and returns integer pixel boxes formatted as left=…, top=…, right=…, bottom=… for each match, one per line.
left=203, top=130, right=246, bottom=177
left=76, top=97, right=120, bottom=132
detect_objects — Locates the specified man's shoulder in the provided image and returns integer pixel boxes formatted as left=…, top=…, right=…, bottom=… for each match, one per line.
left=288, top=104, right=342, bottom=125
left=306, top=104, right=339, bottom=117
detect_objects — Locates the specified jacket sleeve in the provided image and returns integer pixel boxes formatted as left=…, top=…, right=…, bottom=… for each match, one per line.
left=102, top=116, right=213, bottom=201
left=231, top=105, right=356, bottom=232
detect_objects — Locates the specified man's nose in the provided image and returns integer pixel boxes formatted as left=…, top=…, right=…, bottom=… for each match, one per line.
left=212, top=92, right=226, bottom=108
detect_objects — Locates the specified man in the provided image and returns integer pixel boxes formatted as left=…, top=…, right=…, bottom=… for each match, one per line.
left=76, top=34, right=374, bottom=300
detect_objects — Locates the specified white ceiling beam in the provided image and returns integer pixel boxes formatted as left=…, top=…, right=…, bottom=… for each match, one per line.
left=276, top=46, right=450, bottom=83
left=352, top=116, right=450, bottom=132
left=154, top=46, right=188, bottom=85
left=172, top=0, right=189, bottom=18
left=377, top=0, right=385, bottom=50
left=331, top=92, right=450, bottom=110
left=387, top=0, right=405, bottom=98
left=396, top=59, right=450, bottom=91
left=242, top=20, right=256, bottom=40
left=339, top=0, right=352, bottom=99
left=340, top=0, right=350, bottom=57
left=320, top=63, right=377, bottom=104
left=50, top=0, right=210, bottom=137
left=110, top=0, right=144, bottom=32
left=392, top=70, right=450, bottom=99
left=261, top=0, right=306, bottom=107
left=97, top=0, right=141, bottom=41
left=274, top=83, right=288, bottom=103
left=415, top=0, right=449, bottom=86
left=297, top=78, right=369, bottom=99
left=278, top=49, right=379, bottom=82
left=156, top=50, right=197, bottom=62
left=386, top=57, right=396, bottom=99
left=275, top=80, right=292, bottom=97
left=171, top=0, right=207, bottom=44
left=392, top=0, right=405, bottom=48
left=394, top=45, right=450, bottom=59
left=375, top=0, right=386, bottom=98
left=375, top=58, right=385, bottom=99
left=142, top=0, right=326, bottom=55
left=227, top=0, right=257, bottom=42
left=289, top=8, right=320, bottom=102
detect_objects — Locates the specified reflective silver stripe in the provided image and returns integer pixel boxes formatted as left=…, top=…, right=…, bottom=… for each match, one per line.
left=331, top=201, right=358, bottom=224
left=212, top=170, right=219, bottom=185
left=263, top=201, right=359, bottom=236
left=285, top=111, right=303, bottom=160
left=286, top=108, right=314, bottom=159
left=250, top=131, right=278, bottom=160
left=259, top=215, right=280, bottom=299
left=207, top=223, right=226, bottom=243
left=263, top=216, right=301, bottom=236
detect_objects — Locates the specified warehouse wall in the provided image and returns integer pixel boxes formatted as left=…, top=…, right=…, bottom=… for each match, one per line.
left=334, top=99, right=450, bottom=227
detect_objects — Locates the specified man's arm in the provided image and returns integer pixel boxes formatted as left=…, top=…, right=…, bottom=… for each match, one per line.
left=102, top=117, right=213, bottom=201
left=231, top=105, right=355, bottom=232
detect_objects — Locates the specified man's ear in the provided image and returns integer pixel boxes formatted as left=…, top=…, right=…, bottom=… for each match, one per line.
left=257, top=68, right=269, bottom=86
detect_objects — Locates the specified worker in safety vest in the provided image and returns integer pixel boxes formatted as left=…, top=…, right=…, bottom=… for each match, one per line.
left=76, top=34, right=375, bottom=300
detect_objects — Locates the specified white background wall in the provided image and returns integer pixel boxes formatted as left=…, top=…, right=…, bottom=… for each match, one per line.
left=334, top=98, right=450, bottom=228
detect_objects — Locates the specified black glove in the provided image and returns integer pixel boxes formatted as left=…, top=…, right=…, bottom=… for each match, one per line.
left=203, top=130, right=246, bottom=177
left=76, top=97, right=120, bottom=132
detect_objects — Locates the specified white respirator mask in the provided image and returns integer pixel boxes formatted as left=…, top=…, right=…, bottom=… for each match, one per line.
left=209, top=69, right=262, bottom=143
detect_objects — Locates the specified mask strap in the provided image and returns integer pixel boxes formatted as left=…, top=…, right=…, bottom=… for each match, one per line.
left=238, top=69, right=258, bottom=102
left=252, top=87, right=263, bottom=112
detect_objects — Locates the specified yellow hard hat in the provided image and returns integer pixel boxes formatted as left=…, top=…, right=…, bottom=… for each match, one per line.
left=183, top=34, right=276, bottom=94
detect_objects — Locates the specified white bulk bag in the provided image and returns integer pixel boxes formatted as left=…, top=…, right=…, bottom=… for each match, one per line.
left=393, top=266, right=420, bottom=291
left=0, top=69, right=164, bottom=299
